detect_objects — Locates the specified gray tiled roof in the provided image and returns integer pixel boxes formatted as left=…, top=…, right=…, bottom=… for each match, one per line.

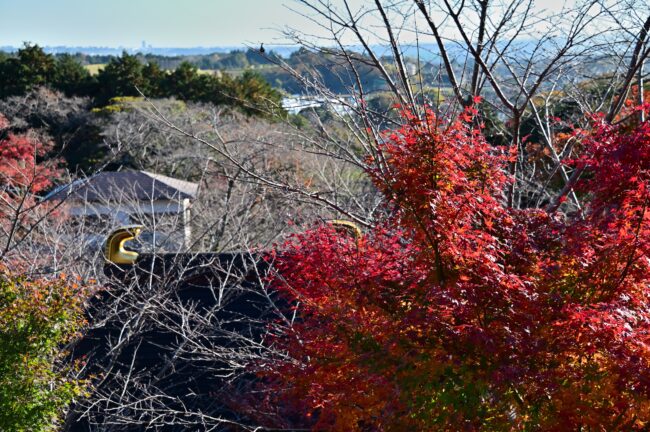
left=45, top=171, right=198, bottom=202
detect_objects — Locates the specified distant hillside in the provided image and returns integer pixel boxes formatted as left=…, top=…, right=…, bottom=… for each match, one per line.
left=1, top=44, right=454, bottom=95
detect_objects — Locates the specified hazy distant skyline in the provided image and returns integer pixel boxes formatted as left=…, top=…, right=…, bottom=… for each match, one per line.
left=0, top=0, right=325, bottom=48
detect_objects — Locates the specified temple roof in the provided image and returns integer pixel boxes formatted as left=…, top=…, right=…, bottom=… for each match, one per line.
left=44, top=170, right=199, bottom=202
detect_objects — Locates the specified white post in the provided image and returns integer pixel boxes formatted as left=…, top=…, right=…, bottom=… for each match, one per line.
left=182, top=198, right=192, bottom=250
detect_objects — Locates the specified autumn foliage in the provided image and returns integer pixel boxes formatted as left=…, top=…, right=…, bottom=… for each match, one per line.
left=0, top=114, right=61, bottom=195
left=264, top=106, right=650, bottom=430
left=0, top=268, right=87, bottom=431
left=0, top=116, right=85, bottom=431
left=0, top=114, right=64, bottom=260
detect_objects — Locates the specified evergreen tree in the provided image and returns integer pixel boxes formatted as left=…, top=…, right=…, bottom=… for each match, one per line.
left=96, top=51, right=144, bottom=103
left=52, top=54, right=94, bottom=96
left=0, top=44, right=55, bottom=98
left=164, top=61, right=200, bottom=100
left=141, top=62, right=166, bottom=98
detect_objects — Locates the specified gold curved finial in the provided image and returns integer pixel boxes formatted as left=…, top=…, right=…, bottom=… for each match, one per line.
left=328, top=219, right=362, bottom=239
left=104, top=225, right=143, bottom=264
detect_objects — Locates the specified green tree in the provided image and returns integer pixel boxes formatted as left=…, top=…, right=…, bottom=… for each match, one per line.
left=96, top=51, right=144, bottom=103
left=141, top=61, right=166, bottom=98
left=17, top=44, right=55, bottom=89
left=0, top=44, right=55, bottom=98
left=0, top=269, right=87, bottom=431
left=52, top=54, right=94, bottom=96
left=195, top=73, right=226, bottom=105
left=231, top=70, right=283, bottom=116
left=164, top=61, right=201, bottom=100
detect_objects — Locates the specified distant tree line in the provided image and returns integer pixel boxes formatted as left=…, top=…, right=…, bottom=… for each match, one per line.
left=17, top=45, right=432, bottom=95
left=54, top=48, right=280, bottom=71
left=0, top=44, right=453, bottom=101
left=0, top=44, right=283, bottom=116
left=41, top=47, right=392, bottom=94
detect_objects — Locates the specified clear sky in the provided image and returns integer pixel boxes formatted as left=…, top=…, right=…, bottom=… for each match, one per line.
left=0, top=0, right=312, bottom=48
left=0, top=0, right=574, bottom=49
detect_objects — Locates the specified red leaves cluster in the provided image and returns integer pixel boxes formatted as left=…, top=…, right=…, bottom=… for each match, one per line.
left=0, top=114, right=61, bottom=195
left=0, top=114, right=64, bottom=263
left=264, top=106, right=650, bottom=430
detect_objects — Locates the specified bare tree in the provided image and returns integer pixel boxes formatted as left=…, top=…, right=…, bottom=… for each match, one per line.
left=7, top=171, right=289, bottom=430
left=64, top=244, right=290, bottom=431
left=106, top=97, right=382, bottom=231
left=261, top=0, right=650, bottom=211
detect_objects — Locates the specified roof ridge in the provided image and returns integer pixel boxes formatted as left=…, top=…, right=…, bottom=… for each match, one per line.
left=141, top=171, right=199, bottom=194
left=44, top=171, right=198, bottom=202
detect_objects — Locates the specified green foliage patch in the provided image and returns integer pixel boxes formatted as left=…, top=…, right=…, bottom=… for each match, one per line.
left=0, top=269, right=87, bottom=432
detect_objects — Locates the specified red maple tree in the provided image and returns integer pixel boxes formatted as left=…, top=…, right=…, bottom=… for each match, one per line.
left=0, top=114, right=60, bottom=194
left=263, top=105, right=650, bottom=430
left=0, top=114, right=63, bottom=259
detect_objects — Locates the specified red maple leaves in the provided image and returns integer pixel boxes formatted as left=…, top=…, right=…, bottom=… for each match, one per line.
left=0, top=114, right=61, bottom=195
left=0, top=114, right=64, bottom=261
left=261, top=106, right=650, bottom=430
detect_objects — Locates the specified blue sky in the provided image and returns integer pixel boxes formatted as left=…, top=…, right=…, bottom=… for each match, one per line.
left=0, top=0, right=311, bottom=47
left=0, top=0, right=574, bottom=49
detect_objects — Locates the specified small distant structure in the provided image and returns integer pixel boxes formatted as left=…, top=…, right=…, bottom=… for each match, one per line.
left=45, top=171, right=199, bottom=250
left=282, top=95, right=357, bottom=115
